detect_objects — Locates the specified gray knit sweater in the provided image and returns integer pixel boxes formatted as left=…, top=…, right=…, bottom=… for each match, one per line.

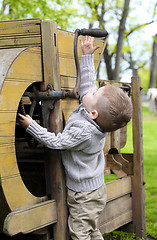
left=26, top=54, right=107, bottom=192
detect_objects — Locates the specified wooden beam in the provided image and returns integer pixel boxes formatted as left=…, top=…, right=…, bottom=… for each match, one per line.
left=3, top=200, right=57, bottom=236
left=106, top=176, right=132, bottom=202
left=106, top=154, right=122, bottom=170
left=131, top=77, right=146, bottom=238
left=100, top=195, right=132, bottom=234
left=41, top=21, right=69, bottom=240
left=106, top=154, right=133, bottom=175
left=41, top=21, right=60, bottom=91
left=0, top=19, right=41, bottom=49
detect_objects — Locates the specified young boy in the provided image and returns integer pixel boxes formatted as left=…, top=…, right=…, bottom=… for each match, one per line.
left=18, top=36, right=132, bottom=240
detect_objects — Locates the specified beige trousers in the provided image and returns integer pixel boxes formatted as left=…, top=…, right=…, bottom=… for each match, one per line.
left=67, top=183, right=107, bottom=240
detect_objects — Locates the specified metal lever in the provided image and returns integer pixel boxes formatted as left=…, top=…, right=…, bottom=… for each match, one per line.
left=78, top=28, right=108, bottom=38
left=73, top=28, right=108, bottom=99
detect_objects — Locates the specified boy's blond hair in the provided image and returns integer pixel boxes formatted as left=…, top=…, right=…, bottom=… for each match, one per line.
left=96, top=85, right=132, bottom=132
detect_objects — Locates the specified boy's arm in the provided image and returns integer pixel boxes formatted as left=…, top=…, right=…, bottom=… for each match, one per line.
left=79, top=36, right=100, bottom=101
left=79, top=54, right=97, bottom=100
left=26, top=120, right=92, bottom=150
left=18, top=114, right=92, bottom=150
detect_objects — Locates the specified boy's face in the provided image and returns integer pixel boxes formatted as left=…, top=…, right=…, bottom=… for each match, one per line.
left=82, top=86, right=118, bottom=131
left=82, top=86, right=106, bottom=113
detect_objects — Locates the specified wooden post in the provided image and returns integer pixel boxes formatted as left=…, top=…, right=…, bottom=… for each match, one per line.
left=131, top=76, right=146, bottom=238
left=41, top=21, right=69, bottom=240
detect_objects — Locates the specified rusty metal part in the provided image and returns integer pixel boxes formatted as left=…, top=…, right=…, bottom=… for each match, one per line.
left=18, top=99, right=26, bottom=116
left=24, top=89, right=72, bottom=101
left=73, top=29, right=81, bottom=99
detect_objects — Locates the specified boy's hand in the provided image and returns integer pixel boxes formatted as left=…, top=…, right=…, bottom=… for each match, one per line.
left=80, top=36, right=100, bottom=55
left=18, top=113, right=32, bottom=129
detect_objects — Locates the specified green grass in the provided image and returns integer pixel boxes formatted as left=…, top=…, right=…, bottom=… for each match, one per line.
left=104, top=106, right=157, bottom=239
left=142, top=108, right=157, bottom=238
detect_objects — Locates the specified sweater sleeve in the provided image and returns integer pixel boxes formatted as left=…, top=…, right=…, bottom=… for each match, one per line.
left=26, top=120, right=92, bottom=150
left=79, top=54, right=97, bottom=101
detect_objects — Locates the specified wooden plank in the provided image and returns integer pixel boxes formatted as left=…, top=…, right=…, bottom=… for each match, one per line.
left=60, top=76, right=76, bottom=90
left=4, top=200, right=57, bottom=236
left=0, top=36, right=41, bottom=49
left=0, top=19, right=41, bottom=36
left=106, top=176, right=131, bottom=202
left=100, top=195, right=132, bottom=234
left=131, top=76, right=146, bottom=238
left=0, top=19, right=41, bottom=48
left=100, top=210, right=132, bottom=234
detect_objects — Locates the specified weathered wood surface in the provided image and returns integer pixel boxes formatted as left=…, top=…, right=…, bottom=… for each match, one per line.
left=106, top=176, right=132, bottom=202
left=41, top=21, right=69, bottom=240
left=4, top=200, right=57, bottom=236
left=100, top=195, right=132, bottom=234
left=0, top=19, right=41, bottom=48
left=0, top=48, right=26, bottom=92
left=131, top=77, right=146, bottom=238
left=106, top=153, right=133, bottom=175
left=0, top=47, right=44, bottom=212
left=100, top=177, right=132, bottom=234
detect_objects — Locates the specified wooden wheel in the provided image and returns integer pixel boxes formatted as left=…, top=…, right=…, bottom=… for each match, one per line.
left=0, top=47, right=45, bottom=212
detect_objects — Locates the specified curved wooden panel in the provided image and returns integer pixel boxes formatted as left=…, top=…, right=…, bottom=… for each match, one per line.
left=0, top=48, right=27, bottom=92
left=0, top=47, right=45, bottom=211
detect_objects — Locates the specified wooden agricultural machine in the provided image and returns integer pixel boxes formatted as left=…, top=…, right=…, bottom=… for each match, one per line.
left=0, top=19, right=145, bottom=240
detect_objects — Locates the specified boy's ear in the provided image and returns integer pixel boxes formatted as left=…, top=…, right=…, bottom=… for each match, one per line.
left=89, top=110, right=99, bottom=120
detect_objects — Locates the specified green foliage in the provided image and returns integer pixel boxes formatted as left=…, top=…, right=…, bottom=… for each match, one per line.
left=138, top=67, right=150, bottom=91
left=103, top=231, right=135, bottom=240
left=122, top=44, right=131, bottom=54
left=0, top=0, right=78, bottom=29
left=142, top=109, right=157, bottom=238
left=103, top=231, right=147, bottom=239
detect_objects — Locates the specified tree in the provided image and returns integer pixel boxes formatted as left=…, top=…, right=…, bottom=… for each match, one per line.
left=149, top=34, right=157, bottom=88
left=123, top=0, right=157, bottom=80
left=77, top=0, right=157, bottom=82
left=0, top=0, right=78, bottom=29
left=77, top=0, right=131, bottom=80
left=114, top=0, right=130, bottom=80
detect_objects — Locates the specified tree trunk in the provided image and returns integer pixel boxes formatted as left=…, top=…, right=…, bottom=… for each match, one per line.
left=103, top=46, right=114, bottom=80
left=149, top=34, right=157, bottom=88
left=114, top=0, right=130, bottom=80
